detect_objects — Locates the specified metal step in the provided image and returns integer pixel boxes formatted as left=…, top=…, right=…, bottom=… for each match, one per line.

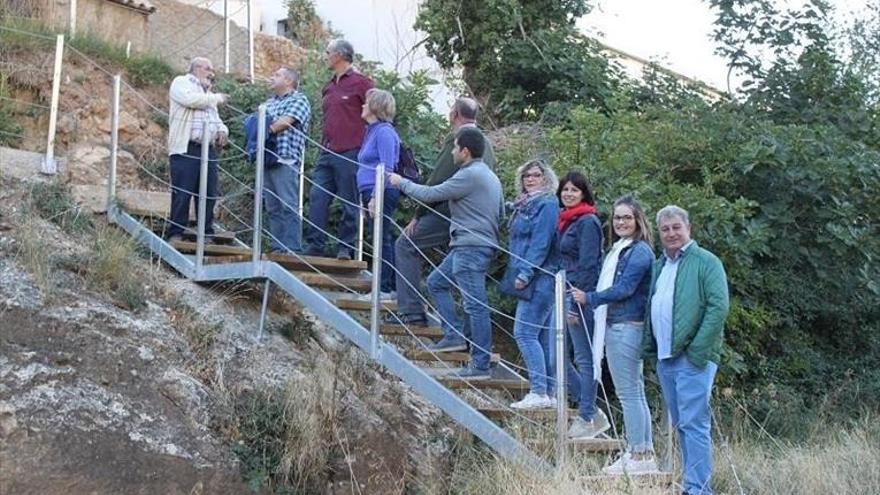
left=335, top=298, right=398, bottom=311
left=437, top=376, right=529, bottom=392
left=266, top=252, right=367, bottom=274
left=580, top=471, right=675, bottom=486
left=477, top=406, right=575, bottom=421
left=529, top=436, right=624, bottom=453
left=170, top=241, right=367, bottom=274
left=292, top=271, right=372, bottom=292
left=378, top=323, right=443, bottom=338
left=406, top=349, right=500, bottom=363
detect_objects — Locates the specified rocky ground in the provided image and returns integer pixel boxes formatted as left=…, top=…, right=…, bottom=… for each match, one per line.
left=0, top=162, right=455, bottom=494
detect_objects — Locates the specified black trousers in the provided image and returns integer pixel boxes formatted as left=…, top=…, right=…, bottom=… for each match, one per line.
left=168, top=141, right=218, bottom=237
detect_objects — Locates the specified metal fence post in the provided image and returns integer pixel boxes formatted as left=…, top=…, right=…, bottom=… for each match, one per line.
left=42, top=34, right=64, bottom=175
left=555, top=270, right=568, bottom=466
left=247, top=0, right=254, bottom=83
left=252, top=104, right=266, bottom=266
left=356, top=209, right=365, bottom=262
left=107, top=75, right=120, bottom=207
left=195, top=124, right=210, bottom=274
left=69, top=0, right=77, bottom=38
left=369, top=163, right=385, bottom=359
left=223, top=0, right=230, bottom=74
left=298, top=142, right=305, bottom=242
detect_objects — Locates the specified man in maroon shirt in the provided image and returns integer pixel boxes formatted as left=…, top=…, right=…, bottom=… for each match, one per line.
left=304, top=39, right=374, bottom=260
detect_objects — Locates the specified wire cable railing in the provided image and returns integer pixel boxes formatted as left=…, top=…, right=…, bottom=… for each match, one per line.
left=0, top=23, right=685, bottom=466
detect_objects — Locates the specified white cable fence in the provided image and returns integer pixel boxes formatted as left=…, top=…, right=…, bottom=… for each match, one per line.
left=1, top=19, right=709, bottom=472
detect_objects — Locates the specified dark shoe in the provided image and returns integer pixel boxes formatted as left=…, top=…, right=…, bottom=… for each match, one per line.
left=427, top=336, right=467, bottom=353
left=336, top=249, right=353, bottom=260
left=384, top=312, right=428, bottom=327
left=304, top=246, right=325, bottom=257
left=451, top=365, right=491, bottom=380
left=0, top=222, right=11, bottom=231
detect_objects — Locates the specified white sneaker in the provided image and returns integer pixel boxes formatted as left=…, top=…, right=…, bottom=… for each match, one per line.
left=547, top=397, right=558, bottom=409
left=602, top=453, right=659, bottom=475
left=355, top=291, right=396, bottom=302
left=511, top=393, right=552, bottom=410
left=567, top=409, right=611, bottom=439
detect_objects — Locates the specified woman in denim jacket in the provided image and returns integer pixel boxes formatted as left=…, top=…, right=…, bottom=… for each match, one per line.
left=556, top=172, right=606, bottom=437
left=506, top=160, right=561, bottom=410
left=572, top=195, right=657, bottom=474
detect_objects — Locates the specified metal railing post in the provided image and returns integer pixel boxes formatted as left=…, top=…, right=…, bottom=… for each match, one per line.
left=298, top=142, right=305, bottom=242
left=368, top=163, right=385, bottom=359
left=252, top=104, right=266, bottom=265
left=356, top=208, right=365, bottom=262
left=69, top=0, right=77, bottom=38
left=107, top=74, right=120, bottom=208
left=195, top=124, right=210, bottom=274
left=247, top=0, right=254, bottom=83
left=223, top=0, right=230, bottom=74
left=555, top=270, right=568, bottom=466
left=257, top=279, right=271, bottom=341
left=42, top=34, right=64, bottom=175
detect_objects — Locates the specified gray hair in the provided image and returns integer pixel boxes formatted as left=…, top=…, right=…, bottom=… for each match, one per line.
left=656, top=205, right=690, bottom=226
left=188, top=56, right=212, bottom=74
left=365, top=88, right=396, bottom=122
left=516, top=159, right=559, bottom=194
left=327, top=39, right=354, bottom=62
left=279, top=67, right=300, bottom=87
left=453, top=97, right=478, bottom=120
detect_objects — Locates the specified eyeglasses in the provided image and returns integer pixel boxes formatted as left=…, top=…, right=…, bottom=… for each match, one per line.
left=522, top=172, right=543, bottom=179
left=613, top=215, right=635, bottom=222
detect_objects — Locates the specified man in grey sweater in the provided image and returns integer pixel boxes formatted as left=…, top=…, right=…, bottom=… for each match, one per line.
left=389, top=127, right=503, bottom=379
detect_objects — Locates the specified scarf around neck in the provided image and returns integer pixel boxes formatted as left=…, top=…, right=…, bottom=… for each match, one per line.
left=557, top=202, right=596, bottom=232
left=591, top=237, right=634, bottom=381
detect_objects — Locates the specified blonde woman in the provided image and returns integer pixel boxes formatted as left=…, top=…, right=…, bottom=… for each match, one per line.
left=504, top=160, right=561, bottom=410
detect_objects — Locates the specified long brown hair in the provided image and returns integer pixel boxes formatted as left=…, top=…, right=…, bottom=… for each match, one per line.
left=608, top=195, right=654, bottom=247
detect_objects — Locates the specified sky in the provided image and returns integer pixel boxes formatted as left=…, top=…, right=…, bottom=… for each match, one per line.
left=301, top=0, right=872, bottom=110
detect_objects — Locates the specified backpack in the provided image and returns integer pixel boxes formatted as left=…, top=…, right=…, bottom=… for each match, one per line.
left=243, top=113, right=280, bottom=168
left=396, top=142, right=421, bottom=183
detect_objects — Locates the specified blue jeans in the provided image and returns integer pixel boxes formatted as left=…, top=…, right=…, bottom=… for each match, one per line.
left=566, top=301, right=598, bottom=421
left=264, top=160, right=302, bottom=252
left=304, top=149, right=359, bottom=255
left=606, top=322, right=653, bottom=453
left=360, top=187, right=400, bottom=293
left=513, top=273, right=556, bottom=395
left=168, top=142, right=217, bottom=237
left=427, top=246, right=494, bottom=370
left=657, top=353, right=717, bottom=495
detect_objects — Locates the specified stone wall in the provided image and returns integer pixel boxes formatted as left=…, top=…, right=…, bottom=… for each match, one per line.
left=30, top=0, right=310, bottom=79
left=148, top=0, right=249, bottom=75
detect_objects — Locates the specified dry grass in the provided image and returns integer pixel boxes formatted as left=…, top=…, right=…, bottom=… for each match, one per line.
left=85, top=225, right=147, bottom=310
left=228, top=352, right=338, bottom=493
left=14, top=211, right=55, bottom=296
left=446, top=415, right=880, bottom=495
left=714, top=416, right=880, bottom=495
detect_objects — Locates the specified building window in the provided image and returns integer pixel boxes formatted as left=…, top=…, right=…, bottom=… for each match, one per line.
left=277, top=19, right=289, bottom=38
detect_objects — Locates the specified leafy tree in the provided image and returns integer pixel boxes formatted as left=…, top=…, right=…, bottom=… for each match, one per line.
left=415, top=0, right=618, bottom=124
left=285, top=0, right=330, bottom=48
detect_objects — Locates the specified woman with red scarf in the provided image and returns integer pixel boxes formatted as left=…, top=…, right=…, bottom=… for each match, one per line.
left=556, top=171, right=609, bottom=439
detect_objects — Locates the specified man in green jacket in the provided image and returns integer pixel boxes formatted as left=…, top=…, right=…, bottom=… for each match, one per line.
left=643, top=205, right=729, bottom=495
left=387, top=97, right=496, bottom=328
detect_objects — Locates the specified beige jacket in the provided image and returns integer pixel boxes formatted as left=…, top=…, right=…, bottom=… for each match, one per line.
left=167, top=74, right=227, bottom=156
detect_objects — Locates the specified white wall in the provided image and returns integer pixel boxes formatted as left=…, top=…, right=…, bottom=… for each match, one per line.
left=175, top=0, right=258, bottom=31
